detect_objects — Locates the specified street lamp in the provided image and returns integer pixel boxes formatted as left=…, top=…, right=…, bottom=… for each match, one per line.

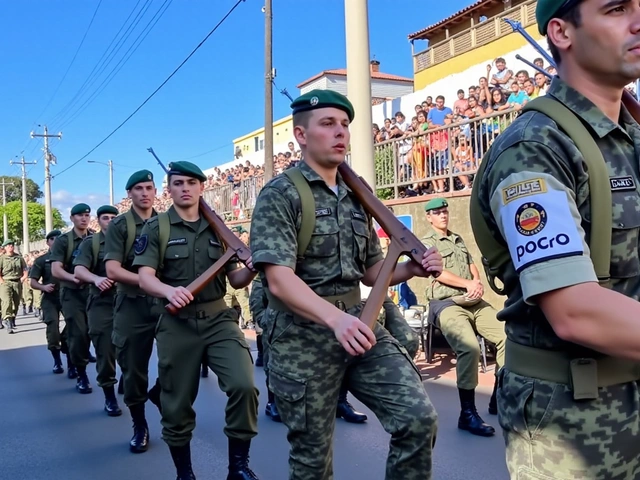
left=87, top=160, right=114, bottom=205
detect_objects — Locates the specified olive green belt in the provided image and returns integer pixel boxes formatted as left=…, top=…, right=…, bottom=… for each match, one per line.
left=265, top=287, right=362, bottom=314
left=505, top=339, right=640, bottom=400
left=172, top=298, right=228, bottom=320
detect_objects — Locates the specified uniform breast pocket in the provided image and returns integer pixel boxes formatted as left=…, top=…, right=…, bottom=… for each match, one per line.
left=207, top=245, right=223, bottom=262
left=165, top=244, right=190, bottom=280
left=306, top=219, right=339, bottom=258
left=351, top=218, right=370, bottom=263
left=438, top=246, right=455, bottom=270
left=608, top=194, right=640, bottom=279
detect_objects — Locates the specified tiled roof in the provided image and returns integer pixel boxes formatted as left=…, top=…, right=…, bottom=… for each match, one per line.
left=408, top=0, right=500, bottom=41
left=297, top=69, right=414, bottom=89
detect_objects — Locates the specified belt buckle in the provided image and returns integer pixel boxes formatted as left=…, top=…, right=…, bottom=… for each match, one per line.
left=335, top=300, right=346, bottom=312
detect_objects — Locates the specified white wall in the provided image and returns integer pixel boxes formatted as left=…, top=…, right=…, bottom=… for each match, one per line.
left=372, top=40, right=551, bottom=125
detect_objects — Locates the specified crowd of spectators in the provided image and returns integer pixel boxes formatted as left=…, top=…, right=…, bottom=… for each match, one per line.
left=104, top=142, right=303, bottom=225
left=372, top=56, right=561, bottom=197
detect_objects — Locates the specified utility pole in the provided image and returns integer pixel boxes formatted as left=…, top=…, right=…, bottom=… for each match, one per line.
left=345, top=0, right=376, bottom=188
left=0, top=179, right=14, bottom=242
left=10, top=157, right=37, bottom=253
left=31, top=126, right=62, bottom=234
left=88, top=160, right=114, bottom=205
left=263, top=0, right=274, bottom=181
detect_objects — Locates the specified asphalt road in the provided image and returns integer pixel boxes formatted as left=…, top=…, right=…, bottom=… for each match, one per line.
left=0, top=313, right=509, bottom=480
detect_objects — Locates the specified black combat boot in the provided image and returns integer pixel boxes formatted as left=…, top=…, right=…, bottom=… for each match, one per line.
left=264, top=387, right=281, bottom=423
left=129, top=403, right=150, bottom=453
left=201, top=354, right=209, bottom=378
left=88, top=351, right=97, bottom=363
left=21, top=305, right=26, bottom=316
left=227, top=438, right=259, bottom=480
left=103, top=385, right=122, bottom=417
left=75, top=366, right=93, bottom=394
left=148, top=377, right=162, bottom=414
left=28, top=306, right=33, bottom=314
left=488, top=376, right=498, bottom=415
left=254, top=335, right=264, bottom=367
left=66, top=355, right=78, bottom=380
left=117, top=374, right=124, bottom=395
left=51, top=349, right=64, bottom=374
left=457, top=388, right=495, bottom=437
left=169, top=443, right=196, bottom=480
left=336, top=382, right=367, bottom=423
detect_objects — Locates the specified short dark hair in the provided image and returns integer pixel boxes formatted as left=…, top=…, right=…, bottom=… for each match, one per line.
left=293, top=111, right=312, bottom=128
left=436, top=95, right=445, bottom=102
left=547, top=4, right=582, bottom=65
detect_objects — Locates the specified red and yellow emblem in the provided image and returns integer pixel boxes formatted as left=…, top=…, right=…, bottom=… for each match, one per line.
left=515, top=202, right=547, bottom=236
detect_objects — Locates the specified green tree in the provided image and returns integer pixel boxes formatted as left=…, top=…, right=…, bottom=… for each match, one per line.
left=0, top=201, right=66, bottom=243
left=0, top=176, right=44, bottom=203
left=374, top=145, right=395, bottom=200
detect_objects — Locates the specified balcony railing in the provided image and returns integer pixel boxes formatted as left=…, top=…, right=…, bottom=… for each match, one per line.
left=413, top=0, right=537, bottom=73
left=195, top=108, right=520, bottom=223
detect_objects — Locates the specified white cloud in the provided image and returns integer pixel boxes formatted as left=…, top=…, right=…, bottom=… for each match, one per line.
left=51, top=190, right=111, bottom=220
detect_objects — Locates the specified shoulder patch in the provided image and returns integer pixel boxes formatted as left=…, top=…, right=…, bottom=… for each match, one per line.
left=315, top=208, right=331, bottom=217
left=167, top=238, right=187, bottom=246
left=499, top=189, right=584, bottom=272
left=134, top=234, right=148, bottom=255
left=501, top=178, right=547, bottom=205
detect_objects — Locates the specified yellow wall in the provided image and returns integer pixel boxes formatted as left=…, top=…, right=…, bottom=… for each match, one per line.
left=414, top=24, right=543, bottom=91
left=233, top=115, right=294, bottom=156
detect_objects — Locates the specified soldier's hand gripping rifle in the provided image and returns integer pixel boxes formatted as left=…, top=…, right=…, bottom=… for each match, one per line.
left=504, top=18, right=640, bottom=120
left=147, top=148, right=252, bottom=315
left=337, top=162, right=440, bottom=330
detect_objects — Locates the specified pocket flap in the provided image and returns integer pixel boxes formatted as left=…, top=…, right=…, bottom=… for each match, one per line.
left=268, top=369, right=306, bottom=402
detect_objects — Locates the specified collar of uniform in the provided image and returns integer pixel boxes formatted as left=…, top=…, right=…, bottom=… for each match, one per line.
left=167, top=205, right=210, bottom=234
left=547, top=76, right=629, bottom=139
left=298, top=160, right=353, bottom=193
left=129, top=207, right=159, bottom=225
left=425, top=227, right=458, bottom=242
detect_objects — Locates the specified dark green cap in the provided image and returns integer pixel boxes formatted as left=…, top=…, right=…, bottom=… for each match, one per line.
left=167, top=161, right=207, bottom=182
left=70, top=203, right=91, bottom=216
left=2, top=239, right=14, bottom=247
left=537, top=0, right=580, bottom=35
left=96, top=205, right=119, bottom=217
left=126, top=169, right=154, bottom=190
left=424, top=198, right=449, bottom=212
left=45, top=230, right=62, bottom=240
left=291, top=89, right=355, bottom=122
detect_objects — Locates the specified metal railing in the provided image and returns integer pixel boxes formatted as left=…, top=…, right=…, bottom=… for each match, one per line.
left=373, top=108, right=519, bottom=199
left=413, top=0, right=537, bottom=73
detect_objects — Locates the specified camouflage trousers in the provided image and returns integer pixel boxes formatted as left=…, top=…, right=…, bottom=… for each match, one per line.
left=498, top=369, right=640, bottom=479
left=266, top=308, right=437, bottom=480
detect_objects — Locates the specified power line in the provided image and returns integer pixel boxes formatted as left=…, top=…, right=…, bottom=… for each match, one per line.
left=182, top=143, right=230, bottom=160
left=57, top=0, right=174, bottom=131
left=52, top=0, right=246, bottom=180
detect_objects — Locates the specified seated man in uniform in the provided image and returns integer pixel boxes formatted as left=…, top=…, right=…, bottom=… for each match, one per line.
left=421, top=197, right=506, bottom=437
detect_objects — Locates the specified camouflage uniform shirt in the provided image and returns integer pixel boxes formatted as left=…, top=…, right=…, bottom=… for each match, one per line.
left=422, top=229, right=473, bottom=301
left=476, top=76, right=640, bottom=351
left=249, top=161, right=384, bottom=296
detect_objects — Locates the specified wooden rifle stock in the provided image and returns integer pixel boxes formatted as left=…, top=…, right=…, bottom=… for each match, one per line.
left=622, top=91, right=640, bottom=124
left=337, top=162, right=438, bottom=330
left=165, top=197, right=252, bottom=315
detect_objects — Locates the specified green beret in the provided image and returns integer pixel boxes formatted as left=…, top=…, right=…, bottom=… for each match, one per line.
left=45, top=230, right=62, bottom=240
left=291, top=89, right=355, bottom=122
left=424, top=198, right=449, bottom=212
left=537, top=0, right=580, bottom=35
left=97, top=205, right=119, bottom=217
left=2, top=239, right=14, bottom=247
left=126, top=170, right=154, bottom=190
left=70, top=203, right=91, bottom=216
left=167, top=161, right=207, bottom=182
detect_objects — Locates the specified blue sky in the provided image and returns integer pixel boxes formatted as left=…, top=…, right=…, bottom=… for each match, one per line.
left=0, top=0, right=471, bottom=214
